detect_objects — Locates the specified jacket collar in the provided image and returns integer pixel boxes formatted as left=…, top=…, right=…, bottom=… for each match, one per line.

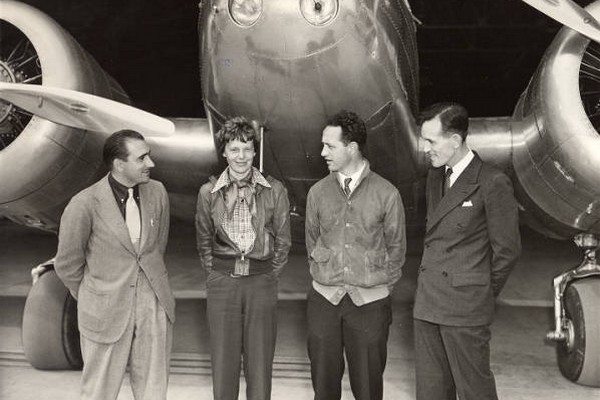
left=326, top=158, right=372, bottom=191
left=211, top=166, right=271, bottom=194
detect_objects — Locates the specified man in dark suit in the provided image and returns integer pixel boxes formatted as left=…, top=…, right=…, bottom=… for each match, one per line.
left=55, top=130, right=174, bottom=400
left=413, top=103, right=521, bottom=400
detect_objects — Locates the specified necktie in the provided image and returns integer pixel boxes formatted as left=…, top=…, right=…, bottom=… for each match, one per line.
left=126, top=188, right=141, bottom=244
left=443, top=167, right=453, bottom=196
left=343, top=177, right=352, bottom=197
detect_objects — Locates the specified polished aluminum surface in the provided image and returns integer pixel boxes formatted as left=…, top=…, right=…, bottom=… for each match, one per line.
left=510, top=1, right=600, bottom=238
left=4, top=0, right=600, bottom=240
left=0, top=1, right=128, bottom=230
left=200, top=0, right=422, bottom=218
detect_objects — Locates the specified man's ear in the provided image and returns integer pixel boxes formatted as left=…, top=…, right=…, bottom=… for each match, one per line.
left=113, top=158, right=123, bottom=172
left=451, top=133, right=462, bottom=148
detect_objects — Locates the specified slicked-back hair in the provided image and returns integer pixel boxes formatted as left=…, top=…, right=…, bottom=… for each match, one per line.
left=103, top=129, right=146, bottom=169
left=216, top=116, right=259, bottom=154
left=326, top=110, right=367, bottom=154
left=419, top=102, right=469, bottom=141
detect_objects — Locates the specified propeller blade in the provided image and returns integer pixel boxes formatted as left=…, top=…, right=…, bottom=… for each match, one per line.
left=0, top=82, right=175, bottom=136
left=520, top=0, right=600, bottom=43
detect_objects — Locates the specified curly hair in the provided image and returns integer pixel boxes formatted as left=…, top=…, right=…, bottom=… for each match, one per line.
left=215, top=116, right=259, bottom=154
left=326, top=110, right=367, bottom=154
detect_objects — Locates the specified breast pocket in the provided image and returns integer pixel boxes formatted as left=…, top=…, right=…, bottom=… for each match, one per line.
left=449, top=198, right=483, bottom=230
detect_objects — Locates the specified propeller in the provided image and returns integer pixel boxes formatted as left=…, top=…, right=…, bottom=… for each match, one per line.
left=520, top=0, right=600, bottom=43
left=0, top=82, right=175, bottom=137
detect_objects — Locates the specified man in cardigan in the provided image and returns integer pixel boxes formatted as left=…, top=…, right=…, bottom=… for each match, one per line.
left=305, top=110, right=406, bottom=400
left=415, top=102, right=521, bottom=400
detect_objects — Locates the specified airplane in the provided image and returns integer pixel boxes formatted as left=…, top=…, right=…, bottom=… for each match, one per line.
left=0, top=0, right=599, bottom=388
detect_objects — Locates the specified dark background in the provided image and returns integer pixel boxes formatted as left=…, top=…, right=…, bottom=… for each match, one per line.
left=13, top=0, right=593, bottom=117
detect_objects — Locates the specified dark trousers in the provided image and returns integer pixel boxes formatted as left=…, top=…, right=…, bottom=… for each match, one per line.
left=207, top=272, right=278, bottom=400
left=414, top=318, right=498, bottom=400
left=307, top=289, right=392, bottom=400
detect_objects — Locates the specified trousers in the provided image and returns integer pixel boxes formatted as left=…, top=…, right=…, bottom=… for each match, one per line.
left=307, top=289, right=392, bottom=400
left=207, top=272, right=278, bottom=400
left=80, top=270, right=172, bottom=400
left=414, top=318, right=498, bottom=400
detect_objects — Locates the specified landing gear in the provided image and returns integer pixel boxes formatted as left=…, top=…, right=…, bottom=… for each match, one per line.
left=547, top=234, right=600, bottom=387
left=22, top=262, right=82, bottom=370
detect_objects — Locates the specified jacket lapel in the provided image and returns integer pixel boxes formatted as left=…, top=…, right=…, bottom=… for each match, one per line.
left=94, top=175, right=137, bottom=255
left=138, top=183, right=154, bottom=252
left=428, top=167, right=444, bottom=212
left=426, top=156, right=482, bottom=234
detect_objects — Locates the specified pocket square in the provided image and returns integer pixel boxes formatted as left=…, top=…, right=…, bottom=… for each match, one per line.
left=462, top=200, right=473, bottom=207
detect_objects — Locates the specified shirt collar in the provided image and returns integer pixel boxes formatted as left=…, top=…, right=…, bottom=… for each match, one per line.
left=447, top=149, right=474, bottom=181
left=337, top=160, right=366, bottom=190
left=108, top=173, right=138, bottom=200
left=211, top=166, right=271, bottom=194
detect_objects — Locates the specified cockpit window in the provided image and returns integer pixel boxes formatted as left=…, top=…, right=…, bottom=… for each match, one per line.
left=300, top=0, right=338, bottom=26
left=229, top=0, right=263, bottom=27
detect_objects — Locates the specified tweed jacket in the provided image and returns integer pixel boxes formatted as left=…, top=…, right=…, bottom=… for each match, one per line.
left=305, top=160, right=406, bottom=301
left=195, top=168, right=291, bottom=276
left=55, top=174, right=174, bottom=344
left=413, top=155, right=521, bottom=326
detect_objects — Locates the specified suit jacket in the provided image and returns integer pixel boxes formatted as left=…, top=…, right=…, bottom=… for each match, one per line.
left=55, top=174, right=175, bottom=344
left=413, top=154, right=521, bottom=326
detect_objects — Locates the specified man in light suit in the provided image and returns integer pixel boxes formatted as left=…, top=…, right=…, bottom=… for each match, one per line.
left=55, top=129, right=175, bottom=400
left=414, top=103, right=521, bottom=400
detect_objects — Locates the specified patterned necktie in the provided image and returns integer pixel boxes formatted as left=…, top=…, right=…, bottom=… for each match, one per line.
left=343, top=177, right=352, bottom=197
left=126, top=188, right=141, bottom=244
left=442, top=167, right=453, bottom=196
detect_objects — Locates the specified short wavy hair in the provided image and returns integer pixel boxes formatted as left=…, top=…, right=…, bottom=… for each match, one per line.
left=103, top=129, right=145, bottom=168
left=419, top=102, right=469, bottom=141
left=326, top=110, right=367, bottom=154
left=216, top=116, right=259, bottom=154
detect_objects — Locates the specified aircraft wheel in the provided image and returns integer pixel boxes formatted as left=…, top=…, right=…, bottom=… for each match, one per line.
left=22, top=269, right=82, bottom=370
left=557, top=277, right=600, bottom=387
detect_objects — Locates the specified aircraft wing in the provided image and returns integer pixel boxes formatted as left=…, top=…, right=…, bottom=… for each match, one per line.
left=0, top=82, right=175, bottom=137
left=520, top=0, right=600, bottom=43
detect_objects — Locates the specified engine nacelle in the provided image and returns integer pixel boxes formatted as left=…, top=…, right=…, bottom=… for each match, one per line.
left=0, top=1, right=129, bottom=231
left=511, top=5, right=600, bottom=239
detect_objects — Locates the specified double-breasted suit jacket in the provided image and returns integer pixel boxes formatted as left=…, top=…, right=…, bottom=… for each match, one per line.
left=413, top=154, right=521, bottom=326
left=55, top=174, right=175, bottom=344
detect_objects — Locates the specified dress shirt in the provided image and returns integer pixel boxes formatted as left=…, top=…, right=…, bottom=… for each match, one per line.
left=446, top=149, right=474, bottom=187
left=108, top=174, right=140, bottom=218
left=336, top=160, right=366, bottom=195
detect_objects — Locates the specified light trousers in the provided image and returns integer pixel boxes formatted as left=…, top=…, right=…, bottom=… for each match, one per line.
left=80, top=271, right=172, bottom=400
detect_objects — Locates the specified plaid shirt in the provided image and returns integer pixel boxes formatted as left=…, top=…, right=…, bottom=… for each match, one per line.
left=212, top=167, right=271, bottom=275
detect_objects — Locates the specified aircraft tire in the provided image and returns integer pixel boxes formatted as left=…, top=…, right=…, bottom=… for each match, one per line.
left=22, top=269, right=83, bottom=370
left=557, top=277, right=600, bottom=387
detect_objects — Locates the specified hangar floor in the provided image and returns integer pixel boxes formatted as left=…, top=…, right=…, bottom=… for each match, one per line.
left=1, top=217, right=599, bottom=399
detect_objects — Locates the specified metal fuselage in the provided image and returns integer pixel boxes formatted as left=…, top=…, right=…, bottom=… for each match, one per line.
left=199, top=0, right=424, bottom=228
